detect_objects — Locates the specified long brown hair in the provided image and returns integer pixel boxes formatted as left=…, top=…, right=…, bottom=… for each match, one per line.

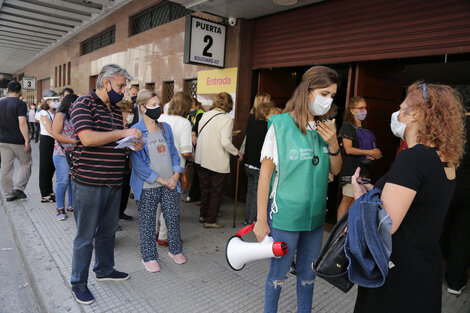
left=250, top=92, right=271, bottom=114
left=407, top=82, right=466, bottom=168
left=285, top=66, right=339, bottom=134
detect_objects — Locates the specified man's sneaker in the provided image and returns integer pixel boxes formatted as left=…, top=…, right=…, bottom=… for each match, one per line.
left=56, top=209, right=67, bottom=221
left=447, top=286, right=465, bottom=295
left=96, top=269, right=130, bottom=281
left=12, top=189, right=27, bottom=199
left=71, top=285, right=94, bottom=305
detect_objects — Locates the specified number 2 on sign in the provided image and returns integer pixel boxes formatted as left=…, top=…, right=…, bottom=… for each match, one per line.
left=203, top=35, right=213, bottom=57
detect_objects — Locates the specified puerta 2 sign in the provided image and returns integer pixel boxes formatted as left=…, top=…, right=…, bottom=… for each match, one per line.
left=184, top=16, right=226, bottom=68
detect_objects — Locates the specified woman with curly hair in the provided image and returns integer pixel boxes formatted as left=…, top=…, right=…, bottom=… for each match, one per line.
left=352, top=82, right=466, bottom=313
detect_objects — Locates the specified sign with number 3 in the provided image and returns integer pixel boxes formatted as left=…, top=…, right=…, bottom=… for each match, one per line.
left=22, top=77, right=36, bottom=90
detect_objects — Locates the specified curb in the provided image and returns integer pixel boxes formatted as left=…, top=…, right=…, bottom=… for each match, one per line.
left=2, top=195, right=83, bottom=313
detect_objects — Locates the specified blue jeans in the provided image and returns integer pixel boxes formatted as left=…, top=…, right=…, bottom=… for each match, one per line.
left=70, top=181, right=122, bottom=286
left=265, top=207, right=324, bottom=313
left=53, top=155, right=72, bottom=209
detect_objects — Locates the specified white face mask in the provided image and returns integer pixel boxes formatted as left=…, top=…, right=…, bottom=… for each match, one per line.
left=49, top=100, right=59, bottom=109
left=126, top=114, right=134, bottom=125
left=390, top=110, right=410, bottom=140
left=30, top=106, right=35, bottom=110
left=308, top=95, right=333, bottom=116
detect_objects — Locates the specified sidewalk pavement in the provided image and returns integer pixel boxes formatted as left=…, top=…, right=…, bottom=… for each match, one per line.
left=1, top=141, right=469, bottom=313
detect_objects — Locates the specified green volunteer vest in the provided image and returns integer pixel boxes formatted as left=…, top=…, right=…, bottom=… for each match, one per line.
left=269, top=113, right=330, bottom=231
left=187, top=109, right=205, bottom=126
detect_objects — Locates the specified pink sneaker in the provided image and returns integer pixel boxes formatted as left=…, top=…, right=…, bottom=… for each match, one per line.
left=168, top=252, right=186, bottom=264
left=142, top=260, right=160, bottom=272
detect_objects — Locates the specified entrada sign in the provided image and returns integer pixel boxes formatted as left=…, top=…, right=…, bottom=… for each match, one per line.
left=184, top=16, right=226, bottom=68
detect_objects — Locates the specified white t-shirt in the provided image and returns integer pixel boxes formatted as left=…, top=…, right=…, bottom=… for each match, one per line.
left=28, top=108, right=36, bottom=122
left=158, top=114, right=192, bottom=168
left=37, top=110, right=54, bottom=137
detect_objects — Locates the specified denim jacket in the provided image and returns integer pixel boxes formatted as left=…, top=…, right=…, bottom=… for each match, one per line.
left=345, top=188, right=392, bottom=288
left=129, top=120, right=182, bottom=201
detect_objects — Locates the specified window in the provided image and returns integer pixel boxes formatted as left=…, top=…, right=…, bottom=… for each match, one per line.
left=81, top=26, right=116, bottom=56
left=145, top=83, right=155, bottom=92
left=58, top=65, right=62, bottom=87
left=67, top=62, right=71, bottom=85
left=130, top=1, right=192, bottom=36
left=63, top=63, right=66, bottom=86
left=183, top=79, right=197, bottom=98
left=162, top=81, right=174, bottom=104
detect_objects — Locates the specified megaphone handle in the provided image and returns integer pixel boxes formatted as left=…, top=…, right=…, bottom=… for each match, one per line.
left=235, top=222, right=256, bottom=237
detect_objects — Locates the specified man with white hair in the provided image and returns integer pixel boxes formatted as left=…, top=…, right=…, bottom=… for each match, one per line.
left=69, top=64, right=143, bottom=305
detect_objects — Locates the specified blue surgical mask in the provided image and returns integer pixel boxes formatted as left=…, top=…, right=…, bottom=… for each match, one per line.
left=106, top=82, right=124, bottom=104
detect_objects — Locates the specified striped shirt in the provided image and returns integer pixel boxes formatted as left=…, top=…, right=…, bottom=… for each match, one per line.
left=70, top=90, right=126, bottom=188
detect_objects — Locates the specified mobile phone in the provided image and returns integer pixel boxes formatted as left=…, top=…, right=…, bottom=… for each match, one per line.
left=342, top=176, right=371, bottom=184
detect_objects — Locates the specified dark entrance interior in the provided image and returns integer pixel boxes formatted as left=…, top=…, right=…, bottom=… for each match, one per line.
left=253, top=53, right=470, bottom=224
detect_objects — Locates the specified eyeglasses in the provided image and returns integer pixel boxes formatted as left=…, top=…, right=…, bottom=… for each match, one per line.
left=352, top=106, right=368, bottom=110
left=418, top=83, right=428, bottom=101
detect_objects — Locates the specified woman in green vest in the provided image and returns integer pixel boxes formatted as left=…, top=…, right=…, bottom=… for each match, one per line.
left=254, top=66, right=342, bottom=313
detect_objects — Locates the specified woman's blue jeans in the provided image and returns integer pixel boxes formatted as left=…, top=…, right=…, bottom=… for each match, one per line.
left=265, top=211, right=324, bottom=313
left=53, top=155, right=73, bottom=209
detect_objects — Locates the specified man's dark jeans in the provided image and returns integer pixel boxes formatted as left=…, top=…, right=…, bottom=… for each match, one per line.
left=70, top=180, right=122, bottom=286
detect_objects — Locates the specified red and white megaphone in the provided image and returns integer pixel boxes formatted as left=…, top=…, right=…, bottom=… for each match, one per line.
left=226, top=223, right=288, bottom=271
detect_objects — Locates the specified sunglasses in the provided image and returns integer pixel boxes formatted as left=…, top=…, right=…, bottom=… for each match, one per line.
left=417, top=83, right=428, bottom=101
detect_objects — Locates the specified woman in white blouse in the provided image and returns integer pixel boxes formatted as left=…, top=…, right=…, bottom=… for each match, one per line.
left=36, top=89, right=59, bottom=203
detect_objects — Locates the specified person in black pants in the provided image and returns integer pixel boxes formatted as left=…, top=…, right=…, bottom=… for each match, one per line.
left=443, top=88, right=470, bottom=296
left=117, top=100, right=135, bottom=220
left=37, top=90, right=59, bottom=203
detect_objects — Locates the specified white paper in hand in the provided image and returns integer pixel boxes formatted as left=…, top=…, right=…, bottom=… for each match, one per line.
left=115, top=136, right=141, bottom=150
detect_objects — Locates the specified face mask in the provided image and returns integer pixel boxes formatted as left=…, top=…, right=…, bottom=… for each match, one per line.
left=126, top=114, right=134, bottom=125
left=131, top=96, right=137, bottom=103
left=31, top=106, right=35, bottom=110
left=189, top=109, right=197, bottom=117
left=106, top=82, right=124, bottom=104
left=308, top=95, right=333, bottom=116
left=390, top=110, right=410, bottom=140
left=355, top=110, right=367, bottom=121
left=50, top=100, right=59, bottom=109
left=145, top=106, right=162, bottom=121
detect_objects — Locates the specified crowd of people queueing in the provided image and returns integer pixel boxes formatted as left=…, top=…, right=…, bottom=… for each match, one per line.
left=0, top=63, right=468, bottom=312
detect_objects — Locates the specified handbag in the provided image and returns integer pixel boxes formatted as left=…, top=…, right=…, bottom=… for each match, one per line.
left=57, top=141, right=74, bottom=167
left=312, top=212, right=354, bottom=293
left=179, top=169, right=189, bottom=190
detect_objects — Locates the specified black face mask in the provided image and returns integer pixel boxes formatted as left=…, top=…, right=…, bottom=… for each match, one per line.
left=189, top=109, right=197, bottom=117
left=145, top=106, right=162, bottom=121
left=131, top=96, right=137, bottom=103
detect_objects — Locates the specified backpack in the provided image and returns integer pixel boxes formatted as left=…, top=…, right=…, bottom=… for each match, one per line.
left=355, top=127, right=376, bottom=164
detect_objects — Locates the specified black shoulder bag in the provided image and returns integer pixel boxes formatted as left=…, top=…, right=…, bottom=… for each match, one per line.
left=312, top=212, right=354, bottom=293
left=197, top=113, right=224, bottom=138
left=57, top=141, right=74, bottom=168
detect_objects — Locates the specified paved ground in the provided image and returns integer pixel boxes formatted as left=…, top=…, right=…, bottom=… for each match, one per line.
left=0, top=199, right=40, bottom=313
left=1, top=141, right=469, bottom=313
